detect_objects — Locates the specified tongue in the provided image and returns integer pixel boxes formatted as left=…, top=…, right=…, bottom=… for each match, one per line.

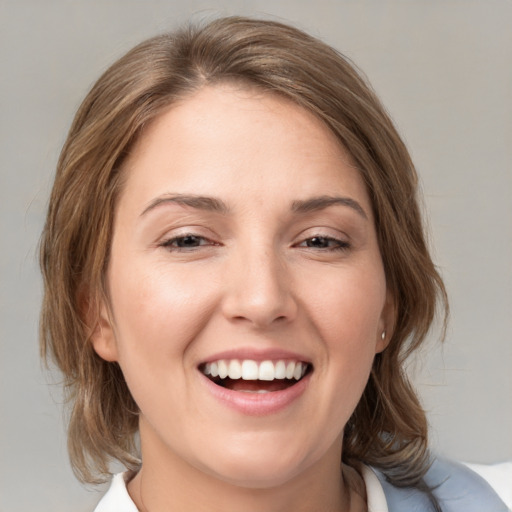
left=224, top=378, right=295, bottom=392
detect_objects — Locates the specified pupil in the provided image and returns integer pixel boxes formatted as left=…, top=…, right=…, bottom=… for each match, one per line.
left=179, top=235, right=199, bottom=247
left=308, top=237, right=327, bottom=248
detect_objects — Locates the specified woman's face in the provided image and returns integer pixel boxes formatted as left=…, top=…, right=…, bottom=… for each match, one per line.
left=93, top=85, right=392, bottom=487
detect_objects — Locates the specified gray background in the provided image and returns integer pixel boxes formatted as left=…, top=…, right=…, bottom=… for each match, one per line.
left=1, top=1, right=511, bottom=510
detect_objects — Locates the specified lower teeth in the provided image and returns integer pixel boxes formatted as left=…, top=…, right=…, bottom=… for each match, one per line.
left=238, top=389, right=270, bottom=394
left=212, top=377, right=300, bottom=393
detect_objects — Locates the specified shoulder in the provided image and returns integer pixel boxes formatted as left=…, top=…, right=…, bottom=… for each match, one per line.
left=93, top=473, right=139, bottom=512
left=463, top=460, right=512, bottom=509
left=370, top=458, right=511, bottom=512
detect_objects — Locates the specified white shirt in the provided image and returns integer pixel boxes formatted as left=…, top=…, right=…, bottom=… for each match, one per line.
left=94, top=462, right=512, bottom=511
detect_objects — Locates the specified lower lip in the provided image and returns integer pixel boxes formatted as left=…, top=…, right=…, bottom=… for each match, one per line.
left=199, top=372, right=311, bottom=416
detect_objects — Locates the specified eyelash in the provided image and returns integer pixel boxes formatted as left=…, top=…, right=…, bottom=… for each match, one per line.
left=159, top=234, right=217, bottom=251
left=295, top=235, right=350, bottom=252
left=159, top=234, right=350, bottom=252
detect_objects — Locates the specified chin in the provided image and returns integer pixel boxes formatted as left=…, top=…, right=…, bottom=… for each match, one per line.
left=210, top=462, right=304, bottom=489
left=197, top=441, right=317, bottom=489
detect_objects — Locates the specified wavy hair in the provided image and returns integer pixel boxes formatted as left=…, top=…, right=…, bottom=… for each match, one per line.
left=40, top=16, right=448, bottom=486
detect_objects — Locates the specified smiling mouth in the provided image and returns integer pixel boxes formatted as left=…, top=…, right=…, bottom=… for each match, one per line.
left=200, top=359, right=312, bottom=393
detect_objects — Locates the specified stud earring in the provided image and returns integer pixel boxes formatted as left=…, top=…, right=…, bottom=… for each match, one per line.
left=381, top=331, right=386, bottom=340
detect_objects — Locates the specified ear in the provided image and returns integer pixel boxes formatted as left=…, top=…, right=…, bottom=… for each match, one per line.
left=375, top=289, right=395, bottom=354
left=90, top=302, right=119, bottom=362
left=82, top=290, right=119, bottom=362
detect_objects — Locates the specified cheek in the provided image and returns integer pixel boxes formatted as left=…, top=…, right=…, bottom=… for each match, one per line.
left=106, top=260, right=222, bottom=424
left=108, top=259, right=219, bottom=369
left=310, top=266, right=386, bottom=342
left=307, top=265, right=386, bottom=402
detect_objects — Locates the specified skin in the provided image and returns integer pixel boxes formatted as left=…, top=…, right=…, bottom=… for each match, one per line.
left=92, top=84, right=393, bottom=512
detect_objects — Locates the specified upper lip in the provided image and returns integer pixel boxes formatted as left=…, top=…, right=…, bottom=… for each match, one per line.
left=199, top=347, right=312, bottom=366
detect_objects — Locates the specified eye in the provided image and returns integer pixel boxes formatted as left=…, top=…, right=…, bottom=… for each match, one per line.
left=297, top=236, right=350, bottom=251
left=160, top=234, right=215, bottom=251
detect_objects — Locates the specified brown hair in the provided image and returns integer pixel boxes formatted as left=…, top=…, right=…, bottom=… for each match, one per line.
left=40, top=16, right=448, bottom=486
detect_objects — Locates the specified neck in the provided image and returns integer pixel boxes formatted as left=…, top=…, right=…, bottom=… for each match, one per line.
left=128, top=420, right=359, bottom=512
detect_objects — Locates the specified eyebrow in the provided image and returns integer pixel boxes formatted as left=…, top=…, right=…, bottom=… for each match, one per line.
left=291, top=195, right=368, bottom=219
left=140, top=193, right=368, bottom=220
left=140, top=194, right=230, bottom=217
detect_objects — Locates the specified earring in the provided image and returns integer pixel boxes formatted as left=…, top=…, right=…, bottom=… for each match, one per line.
left=381, top=331, right=386, bottom=340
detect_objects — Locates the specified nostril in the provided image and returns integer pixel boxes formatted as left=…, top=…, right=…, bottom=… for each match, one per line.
left=220, top=260, right=297, bottom=327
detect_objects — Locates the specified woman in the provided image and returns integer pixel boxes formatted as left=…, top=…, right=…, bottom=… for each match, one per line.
left=40, top=16, right=511, bottom=512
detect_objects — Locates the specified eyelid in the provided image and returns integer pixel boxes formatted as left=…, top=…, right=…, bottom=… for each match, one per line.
left=294, top=225, right=350, bottom=241
left=155, top=223, right=218, bottom=242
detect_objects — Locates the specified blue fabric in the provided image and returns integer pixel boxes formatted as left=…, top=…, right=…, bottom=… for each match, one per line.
left=374, top=458, right=509, bottom=512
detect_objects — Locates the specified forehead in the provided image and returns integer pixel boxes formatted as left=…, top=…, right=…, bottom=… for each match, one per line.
left=119, top=84, right=372, bottom=216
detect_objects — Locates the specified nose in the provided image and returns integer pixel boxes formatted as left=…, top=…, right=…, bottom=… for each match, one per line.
left=221, top=244, right=298, bottom=328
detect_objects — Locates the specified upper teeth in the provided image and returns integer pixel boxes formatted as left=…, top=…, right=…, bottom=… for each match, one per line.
left=202, top=360, right=308, bottom=381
